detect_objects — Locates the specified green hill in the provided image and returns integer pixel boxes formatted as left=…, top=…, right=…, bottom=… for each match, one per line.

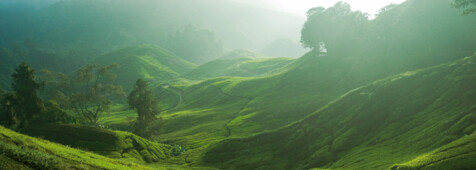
left=202, top=55, right=476, bottom=169
left=184, top=50, right=294, bottom=80
left=92, top=45, right=196, bottom=89
left=0, top=125, right=151, bottom=169
left=391, top=132, right=476, bottom=170
left=156, top=0, right=476, bottom=149
left=20, top=124, right=172, bottom=164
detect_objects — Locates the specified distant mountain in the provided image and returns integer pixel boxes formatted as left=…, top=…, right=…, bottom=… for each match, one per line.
left=0, top=0, right=304, bottom=54
left=184, top=50, right=294, bottom=80
left=92, top=45, right=196, bottom=90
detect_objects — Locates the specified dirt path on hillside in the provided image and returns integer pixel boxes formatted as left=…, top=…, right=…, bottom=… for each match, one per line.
left=211, top=85, right=253, bottom=137
left=162, top=85, right=184, bottom=111
left=169, top=86, right=184, bottom=107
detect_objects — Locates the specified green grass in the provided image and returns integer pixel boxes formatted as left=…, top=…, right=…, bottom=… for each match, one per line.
left=391, top=132, right=476, bottom=170
left=89, top=46, right=476, bottom=169
left=20, top=124, right=173, bottom=164
left=0, top=125, right=152, bottom=169
left=184, top=49, right=293, bottom=80
left=92, top=44, right=197, bottom=90
left=201, top=55, right=476, bottom=169
left=99, top=52, right=410, bottom=165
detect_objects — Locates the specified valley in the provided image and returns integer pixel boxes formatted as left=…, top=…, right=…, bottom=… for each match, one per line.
left=0, top=0, right=476, bottom=169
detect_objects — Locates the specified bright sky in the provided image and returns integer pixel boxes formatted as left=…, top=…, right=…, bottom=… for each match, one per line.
left=232, top=0, right=407, bottom=17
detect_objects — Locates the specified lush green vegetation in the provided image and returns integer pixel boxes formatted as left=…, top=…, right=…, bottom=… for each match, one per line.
left=1, top=0, right=476, bottom=169
left=391, top=132, right=476, bottom=170
left=0, top=125, right=151, bottom=169
left=184, top=50, right=294, bottom=80
left=202, top=55, right=476, bottom=169
left=20, top=124, right=172, bottom=163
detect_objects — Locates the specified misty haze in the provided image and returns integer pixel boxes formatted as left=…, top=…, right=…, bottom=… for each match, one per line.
left=0, top=0, right=476, bottom=169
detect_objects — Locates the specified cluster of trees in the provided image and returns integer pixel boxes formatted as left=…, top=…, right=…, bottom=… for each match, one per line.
left=301, top=2, right=369, bottom=56
left=300, top=0, right=476, bottom=72
left=453, top=0, right=476, bottom=15
left=0, top=62, right=67, bottom=128
left=0, top=62, right=162, bottom=138
left=128, top=79, right=161, bottom=138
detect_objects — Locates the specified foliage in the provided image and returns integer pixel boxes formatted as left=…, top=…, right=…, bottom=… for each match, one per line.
left=92, top=45, right=196, bottom=90
left=171, top=144, right=187, bottom=156
left=453, top=0, right=476, bottom=15
left=0, top=62, right=44, bottom=128
left=20, top=124, right=173, bottom=163
left=69, top=64, right=125, bottom=125
left=37, top=69, right=71, bottom=109
left=40, top=101, right=74, bottom=124
left=202, top=55, right=476, bottom=169
left=300, top=2, right=369, bottom=56
left=0, top=125, right=152, bottom=169
left=128, top=79, right=161, bottom=138
left=184, top=50, right=294, bottom=80
left=391, top=132, right=476, bottom=170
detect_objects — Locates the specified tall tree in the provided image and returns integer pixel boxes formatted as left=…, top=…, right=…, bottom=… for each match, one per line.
left=128, top=79, right=161, bottom=138
left=70, top=64, right=125, bottom=125
left=301, top=2, right=369, bottom=56
left=36, top=69, right=71, bottom=109
left=1, top=62, right=44, bottom=128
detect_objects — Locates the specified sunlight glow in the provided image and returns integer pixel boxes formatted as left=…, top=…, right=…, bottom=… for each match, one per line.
left=234, top=0, right=407, bottom=17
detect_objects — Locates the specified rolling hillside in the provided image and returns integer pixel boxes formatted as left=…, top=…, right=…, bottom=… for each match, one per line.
left=93, top=45, right=196, bottom=89
left=0, top=0, right=304, bottom=53
left=202, top=55, right=476, bottom=169
left=1, top=0, right=476, bottom=169
left=20, top=124, right=173, bottom=164
left=184, top=50, right=294, bottom=80
left=0, top=125, right=151, bottom=169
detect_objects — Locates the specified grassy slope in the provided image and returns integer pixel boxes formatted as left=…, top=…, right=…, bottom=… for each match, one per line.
left=126, top=53, right=386, bottom=165
left=20, top=124, right=172, bottom=164
left=93, top=44, right=196, bottom=89
left=391, top=132, right=476, bottom=170
left=218, top=53, right=388, bottom=137
left=102, top=51, right=394, bottom=163
left=184, top=49, right=294, bottom=80
left=202, top=55, right=476, bottom=169
left=0, top=125, right=151, bottom=170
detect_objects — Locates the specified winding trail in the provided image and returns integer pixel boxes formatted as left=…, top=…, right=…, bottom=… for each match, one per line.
left=161, top=84, right=184, bottom=112
left=168, top=86, right=184, bottom=107
left=211, top=85, right=253, bottom=137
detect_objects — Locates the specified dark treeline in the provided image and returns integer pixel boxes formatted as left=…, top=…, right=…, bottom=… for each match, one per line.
left=301, top=0, right=476, bottom=74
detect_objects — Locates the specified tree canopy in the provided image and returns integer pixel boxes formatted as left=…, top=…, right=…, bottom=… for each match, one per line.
left=453, top=0, right=476, bottom=14
left=300, top=2, right=369, bottom=56
left=1, top=62, right=44, bottom=128
left=128, top=79, right=161, bottom=138
left=69, top=64, right=125, bottom=125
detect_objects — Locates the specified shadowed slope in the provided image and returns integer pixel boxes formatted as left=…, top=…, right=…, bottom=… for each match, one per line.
left=203, top=55, right=476, bottom=169
left=21, top=124, right=173, bottom=164
left=93, top=44, right=196, bottom=89
left=185, top=50, right=293, bottom=80
left=0, top=125, right=151, bottom=169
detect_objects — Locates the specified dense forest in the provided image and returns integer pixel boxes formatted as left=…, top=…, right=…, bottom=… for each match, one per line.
left=0, top=0, right=476, bottom=169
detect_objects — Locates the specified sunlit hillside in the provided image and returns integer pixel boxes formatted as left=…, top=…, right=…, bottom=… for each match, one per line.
left=0, top=0, right=475, bottom=169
